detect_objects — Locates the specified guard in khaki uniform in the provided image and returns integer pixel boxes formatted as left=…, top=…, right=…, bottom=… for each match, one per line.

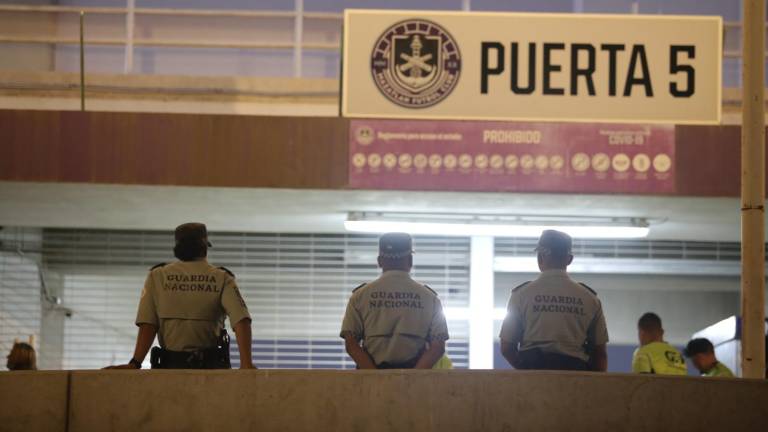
left=340, top=233, right=450, bottom=369
left=500, top=230, right=609, bottom=371
left=105, top=223, right=255, bottom=370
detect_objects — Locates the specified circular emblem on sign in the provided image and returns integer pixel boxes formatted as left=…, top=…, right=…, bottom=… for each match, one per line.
left=520, top=154, right=534, bottom=170
left=612, top=153, right=630, bottom=172
left=632, top=153, right=650, bottom=173
left=653, top=154, right=672, bottom=173
left=352, top=153, right=367, bottom=168
left=505, top=155, right=519, bottom=170
left=535, top=155, right=549, bottom=171
left=591, top=153, right=611, bottom=173
left=571, top=153, right=590, bottom=172
left=490, top=154, right=504, bottom=170
left=367, top=153, right=382, bottom=168
left=399, top=153, right=413, bottom=169
left=444, top=154, right=457, bottom=169
left=475, top=154, right=489, bottom=169
left=429, top=154, right=443, bottom=169
left=355, top=126, right=375, bottom=145
left=383, top=153, right=397, bottom=169
left=459, top=154, right=473, bottom=169
left=370, top=19, right=461, bottom=109
left=550, top=155, right=564, bottom=171
left=414, top=153, right=428, bottom=169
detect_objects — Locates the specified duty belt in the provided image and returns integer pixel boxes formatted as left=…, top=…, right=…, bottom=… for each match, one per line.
left=516, top=348, right=588, bottom=371
left=376, top=357, right=419, bottom=369
left=150, top=329, right=231, bottom=369
left=150, top=346, right=230, bottom=369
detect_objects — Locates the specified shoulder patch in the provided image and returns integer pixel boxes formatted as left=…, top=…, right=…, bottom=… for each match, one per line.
left=150, top=262, right=166, bottom=271
left=578, top=282, right=597, bottom=296
left=352, top=283, right=366, bottom=293
left=511, top=281, right=531, bottom=292
left=218, top=266, right=235, bottom=278
left=423, top=284, right=437, bottom=295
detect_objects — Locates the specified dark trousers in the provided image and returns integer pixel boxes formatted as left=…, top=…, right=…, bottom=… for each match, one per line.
left=517, top=349, right=589, bottom=371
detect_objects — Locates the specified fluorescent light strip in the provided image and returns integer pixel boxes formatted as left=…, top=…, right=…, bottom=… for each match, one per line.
left=344, top=220, right=649, bottom=239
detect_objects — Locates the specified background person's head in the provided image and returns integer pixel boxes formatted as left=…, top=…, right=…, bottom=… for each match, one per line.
left=684, top=338, right=717, bottom=373
left=6, top=342, right=36, bottom=371
left=637, top=312, right=664, bottom=346
left=377, top=232, right=413, bottom=272
left=173, top=222, right=211, bottom=261
left=535, top=230, right=574, bottom=271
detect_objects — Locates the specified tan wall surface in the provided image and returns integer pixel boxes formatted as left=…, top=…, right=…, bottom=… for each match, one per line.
left=0, top=371, right=68, bottom=432
left=0, top=108, right=764, bottom=197
left=66, top=370, right=768, bottom=432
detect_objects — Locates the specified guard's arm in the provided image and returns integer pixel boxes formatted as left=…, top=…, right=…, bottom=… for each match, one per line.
left=414, top=339, right=445, bottom=369
left=104, top=323, right=157, bottom=369
left=343, top=334, right=377, bottom=369
left=589, top=344, right=608, bottom=372
left=233, top=318, right=255, bottom=369
left=416, top=297, right=450, bottom=369
left=500, top=339, right=521, bottom=368
left=499, top=295, right=524, bottom=368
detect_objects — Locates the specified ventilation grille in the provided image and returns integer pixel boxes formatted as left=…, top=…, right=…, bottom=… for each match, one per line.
left=0, top=228, right=42, bottom=369
left=495, top=238, right=743, bottom=261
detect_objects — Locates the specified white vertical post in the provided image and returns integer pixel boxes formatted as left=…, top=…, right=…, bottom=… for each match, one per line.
left=469, top=236, right=494, bottom=369
left=124, top=0, right=135, bottom=74
left=293, top=0, right=304, bottom=78
left=573, top=0, right=585, bottom=13
left=630, top=1, right=639, bottom=14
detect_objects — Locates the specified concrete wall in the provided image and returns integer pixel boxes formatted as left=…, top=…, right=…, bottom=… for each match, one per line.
left=4, top=370, right=767, bottom=432
left=0, top=371, right=68, bottom=432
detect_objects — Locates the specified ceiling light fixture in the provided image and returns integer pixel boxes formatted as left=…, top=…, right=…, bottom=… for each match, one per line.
left=344, top=212, right=651, bottom=239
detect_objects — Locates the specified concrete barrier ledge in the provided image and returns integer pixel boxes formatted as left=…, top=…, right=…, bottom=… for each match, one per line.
left=0, top=370, right=69, bottom=432
left=2, top=370, right=766, bottom=431
left=63, top=370, right=768, bottom=432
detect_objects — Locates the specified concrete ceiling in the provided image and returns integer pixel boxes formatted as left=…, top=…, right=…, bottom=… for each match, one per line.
left=0, top=181, right=748, bottom=242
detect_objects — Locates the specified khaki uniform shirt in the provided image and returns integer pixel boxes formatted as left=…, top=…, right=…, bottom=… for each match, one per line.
left=135, top=260, right=251, bottom=352
left=340, top=270, right=450, bottom=366
left=499, top=269, right=609, bottom=362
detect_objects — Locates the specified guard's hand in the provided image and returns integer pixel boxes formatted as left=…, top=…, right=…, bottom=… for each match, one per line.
left=240, top=363, right=257, bottom=370
left=103, top=363, right=139, bottom=370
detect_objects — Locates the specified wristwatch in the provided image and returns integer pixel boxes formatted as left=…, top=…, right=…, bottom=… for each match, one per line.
left=129, top=358, right=142, bottom=369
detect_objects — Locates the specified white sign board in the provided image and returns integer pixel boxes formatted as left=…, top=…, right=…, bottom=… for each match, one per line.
left=342, top=10, right=722, bottom=124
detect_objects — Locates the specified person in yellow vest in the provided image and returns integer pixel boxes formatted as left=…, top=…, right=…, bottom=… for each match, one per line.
left=684, top=338, right=734, bottom=377
left=428, top=340, right=453, bottom=369
left=631, top=312, right=687, bottom=375
left=433, top=354, right=453, bottom=369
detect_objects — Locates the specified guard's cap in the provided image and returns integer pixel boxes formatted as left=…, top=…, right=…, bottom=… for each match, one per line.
left=379, top=232, right=413, bottom=258
left=534, top=229, right=572, bottom=256
left=174, top=222, right=212, bottom=247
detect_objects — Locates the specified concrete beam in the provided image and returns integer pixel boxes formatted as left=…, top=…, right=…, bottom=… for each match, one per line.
left=0, top=371, right=68, bottom=432
left=65, top=370, right=768, bottom=432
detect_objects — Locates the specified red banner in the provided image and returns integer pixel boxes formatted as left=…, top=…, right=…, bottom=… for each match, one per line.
left=349, top=119, right=675, bottom=194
